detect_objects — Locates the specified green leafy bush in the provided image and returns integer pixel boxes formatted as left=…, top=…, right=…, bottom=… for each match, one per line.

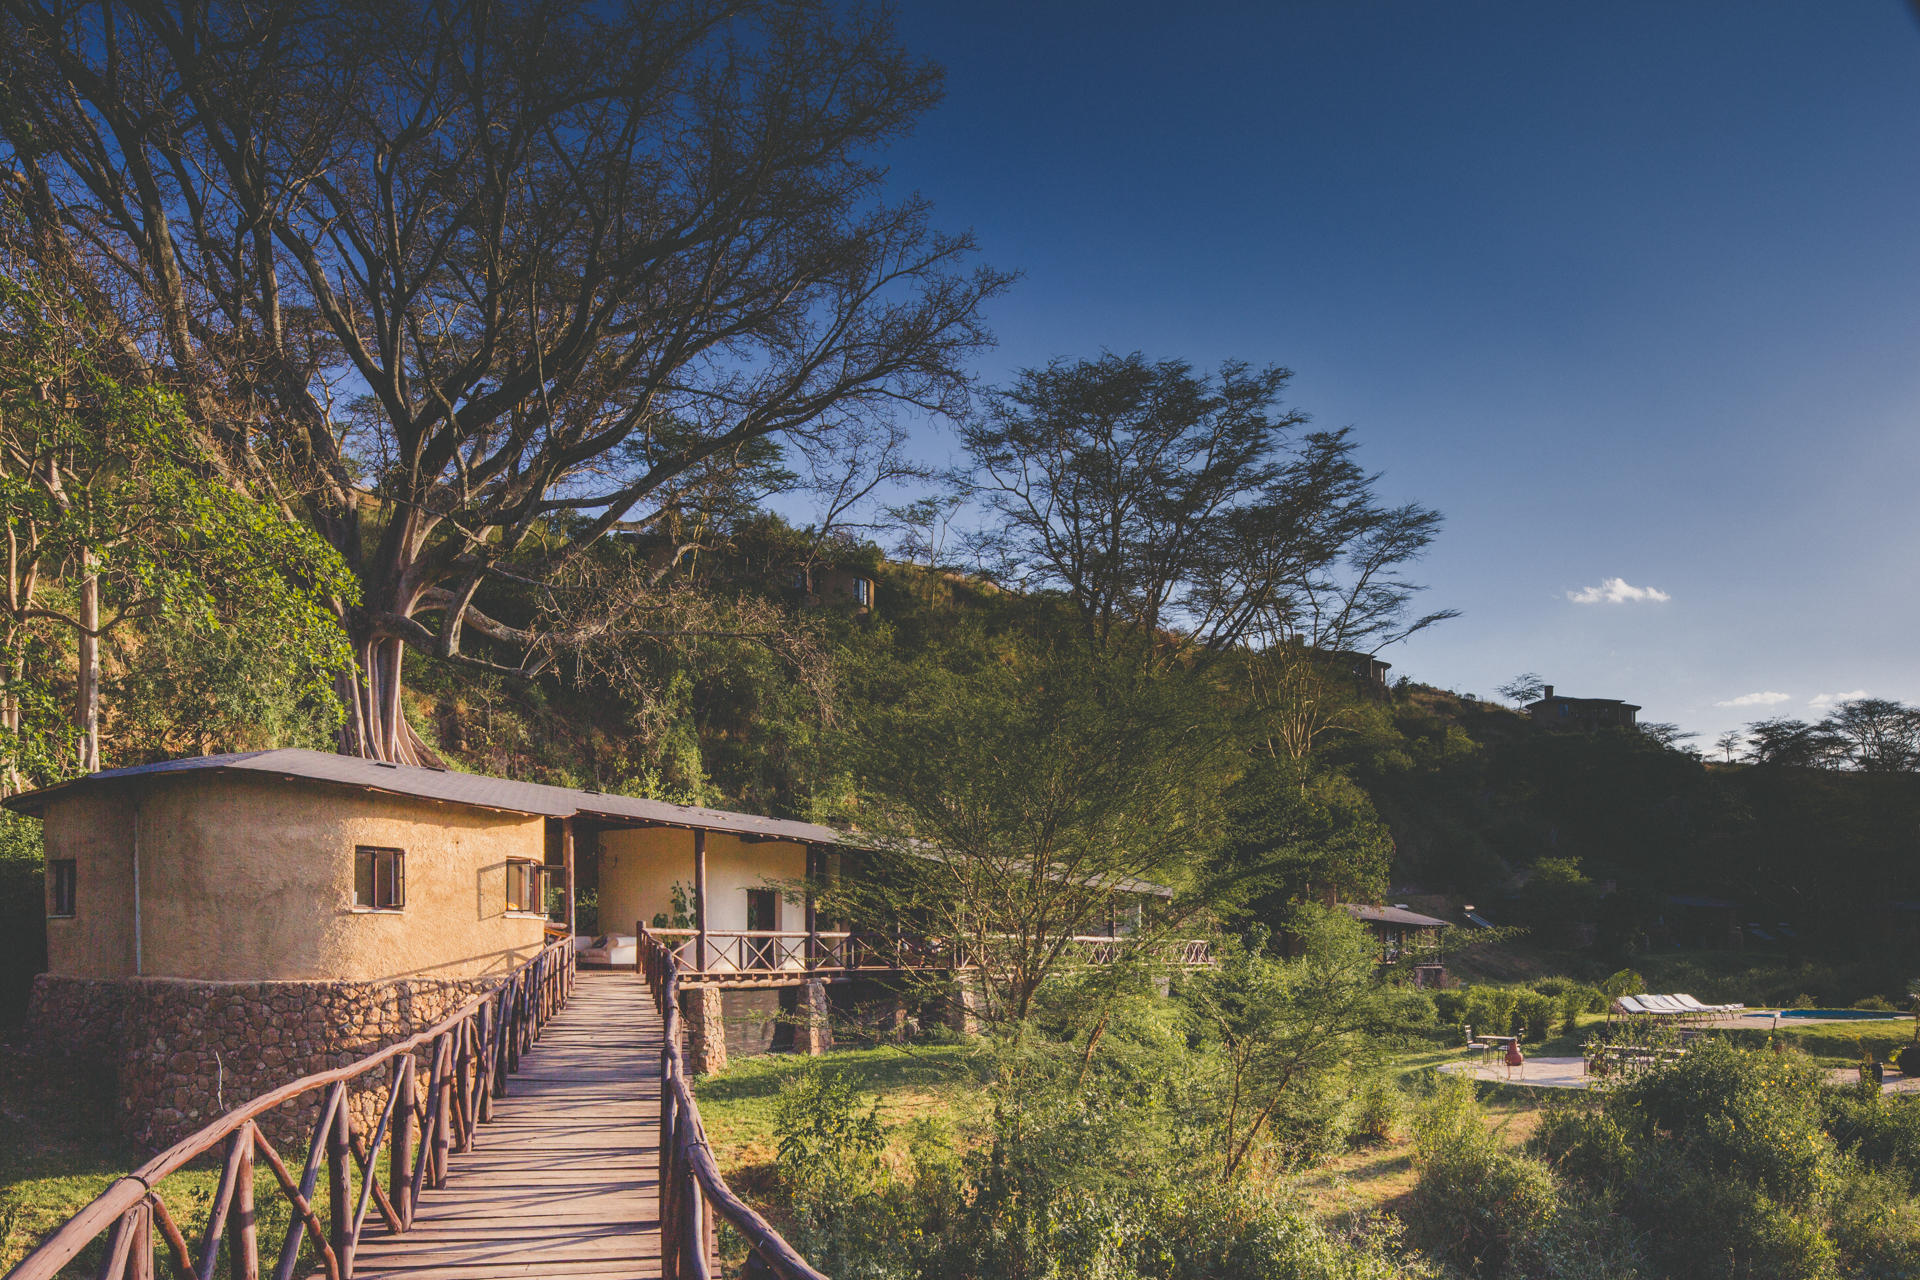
left=1515, top=990, right=1556, bottom=1042
left=1600, top=969, right=1645, bottom=998
left=1403, top=1078, right=1559, bottom=1278
left=1823, top=1088, right=1920, bottom=1194
left=1462, top=986, right=1520, bottom=1040
left=1348, top=1074, right=1405, bottom=1147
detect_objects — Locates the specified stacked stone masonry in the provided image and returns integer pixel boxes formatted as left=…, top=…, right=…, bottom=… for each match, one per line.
left=28, top=972, right=490, bottom=1149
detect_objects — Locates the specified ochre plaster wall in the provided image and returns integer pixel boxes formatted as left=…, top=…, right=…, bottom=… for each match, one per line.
left=596, top=826, right=806, bottom=936
left=43, top=789, right=138, bottom=978
left=40, top=775, right=548, bottom=982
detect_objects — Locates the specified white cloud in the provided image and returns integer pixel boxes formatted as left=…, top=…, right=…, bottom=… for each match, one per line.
left=1808, top=689, right=1868, bottom=709
left=1567, top=577, right=1671, bottom=605
left=1715, top=690, right=1792, bottom=709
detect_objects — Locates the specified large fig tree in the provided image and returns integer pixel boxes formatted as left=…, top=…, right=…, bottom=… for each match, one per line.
left=0, top=0, right=1001, bottom=762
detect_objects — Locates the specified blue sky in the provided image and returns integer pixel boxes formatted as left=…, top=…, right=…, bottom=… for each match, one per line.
left=860, top=1, right=1920, bottom=747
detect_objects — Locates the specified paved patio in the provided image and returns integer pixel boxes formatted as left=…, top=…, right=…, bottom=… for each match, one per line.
left=1440, top=1055, right=1593, bottom=1089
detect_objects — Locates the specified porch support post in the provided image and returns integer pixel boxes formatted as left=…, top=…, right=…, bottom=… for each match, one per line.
left=562, top=818, right=577, bottom=939
left=693, top=828, right=709, bottom=974
left=804, top=844, right=820, bottom=969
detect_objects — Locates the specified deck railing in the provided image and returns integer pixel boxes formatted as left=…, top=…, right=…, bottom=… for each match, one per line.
left=4, top=936, right=577, bottom=1280
left=645, top=927, right=1212, bottom=981
left=638, top=931, right=827, bottom=1280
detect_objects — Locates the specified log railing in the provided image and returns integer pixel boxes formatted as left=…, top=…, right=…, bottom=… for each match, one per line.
left=4, top=937, right=577, bottom=1280
left=646, top=927, right=1213, bottom=981
left=638, top=931, right=827, bottom=1280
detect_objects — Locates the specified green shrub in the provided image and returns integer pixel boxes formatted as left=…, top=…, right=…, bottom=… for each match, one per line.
left=1516, top=989, right=1556, bottom=1042
left=1347, top=1074, right=1405, bottom=1147
left=1530, top=1100, right=1634, bottom=1191
left=1824, top=1089, right=1920, bottom=1194
left=1610, top=1038, right=1834, bottom=1207
left=1854, top=994, right=1897, bottom=1012
left=1829, top=1164, right=1920, bottom=1279
left=1899, top=1044, right=1920, bottom=1078
left=1553, top=985, right=1601, bottom=1032
left=1463, top=986, right=1520, bottom=1040
left=1404, top=1078, right=1559, bottom=1278
left=772, top=1062, right=888, bottom=1208
left=1601, top=969, right=1645, bottom=998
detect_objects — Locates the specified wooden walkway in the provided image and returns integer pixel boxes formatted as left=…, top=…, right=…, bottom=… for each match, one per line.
left=354, top=971, right=665, bottom=1280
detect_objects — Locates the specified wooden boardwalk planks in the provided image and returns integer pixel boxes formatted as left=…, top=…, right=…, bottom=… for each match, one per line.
left=353, top=970, right=664, bottom=1280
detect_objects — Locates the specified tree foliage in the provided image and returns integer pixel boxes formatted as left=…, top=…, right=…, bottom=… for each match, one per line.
left=962, top=352, right=1452, bottom=659
left=0, top=0, right=1005, bottom=761
left=0, top=252, right=354, bottom=782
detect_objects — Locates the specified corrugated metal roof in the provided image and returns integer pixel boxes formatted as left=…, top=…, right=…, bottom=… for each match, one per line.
left=3, top=748, right=845, bottom=845
left=1343, top=902, right=1452, bottom=929
left=6, top=749, right=1182, bottom=896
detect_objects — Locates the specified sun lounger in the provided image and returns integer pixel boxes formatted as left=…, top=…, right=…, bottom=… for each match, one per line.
left=1674, top=993, right=1737, bottom=1016
left=1639, top=995, right=1694, bottom=1019
left=1613, top=994, right=1651, bottom=1017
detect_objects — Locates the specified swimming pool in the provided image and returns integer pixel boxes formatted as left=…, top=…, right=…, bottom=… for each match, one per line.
left=1744, top=1009, right=1908, bottom=1020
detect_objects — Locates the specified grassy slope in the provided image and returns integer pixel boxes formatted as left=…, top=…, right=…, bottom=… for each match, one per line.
left=693, top=1041, right=986, bottom=1174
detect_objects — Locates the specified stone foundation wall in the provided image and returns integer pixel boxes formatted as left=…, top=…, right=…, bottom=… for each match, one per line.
left=27, top=973, right=491, bottom=1150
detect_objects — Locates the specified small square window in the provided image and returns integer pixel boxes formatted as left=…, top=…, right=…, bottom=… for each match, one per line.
left=507, top=860, right=550, bottom=915
left=48, top=859, right=75, bottom=917
left=354, top=847, right=406, bottom=910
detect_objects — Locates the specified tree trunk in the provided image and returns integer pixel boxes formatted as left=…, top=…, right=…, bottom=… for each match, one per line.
left=2, top=624, right=22, bottom=796
left=335, top=633, right=445, bottom=768
left=76, top=555, right=99, bottom=774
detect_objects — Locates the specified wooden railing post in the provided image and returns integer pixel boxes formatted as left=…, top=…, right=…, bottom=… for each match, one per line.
left=431, top=1033, right=453, bottom=1190
left=229, top=1123, right=258, bottom=1280
left=660, top=1089, right=680, bottom=1280
left=451, top=1022, right=473, bottom=1154
left=803, top=846, right=819, bottom=969
left=474, top=1004, right=494, bottom=1123
left=490, top=989, right=510, bottom=1099
left=390, top=1055, right=415, bottom=1230
left=327, top=1093, right=351, bottom=1278
left=129, top=1201, right=154, bottom=1280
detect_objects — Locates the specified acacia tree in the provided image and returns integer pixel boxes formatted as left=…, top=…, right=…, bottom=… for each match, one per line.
left=0, top=0, right=1003, bottom=762
left=962, top=352, right=1452, bottom=661
left=829, top=637, right=1235, bottom=1029
left=1822, top=697, right=1920, bottom=772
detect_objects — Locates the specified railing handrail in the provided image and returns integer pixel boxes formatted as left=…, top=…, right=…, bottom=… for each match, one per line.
left=6, top=936, right=577, bottom=1280
left=649, top=928, right=1161, bottom=943
left=639, top=925, right=828, bottom=1280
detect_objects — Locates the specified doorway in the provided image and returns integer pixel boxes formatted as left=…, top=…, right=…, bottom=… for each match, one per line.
left=746, top=888, right=778, bottom=968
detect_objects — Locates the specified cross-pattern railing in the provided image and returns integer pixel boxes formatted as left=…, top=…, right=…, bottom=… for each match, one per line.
left=4, top=937, right=576, bottom=1280
left=638, top=932, right=826, bottom=1280
left=645, top=926, right=1212, bottom=981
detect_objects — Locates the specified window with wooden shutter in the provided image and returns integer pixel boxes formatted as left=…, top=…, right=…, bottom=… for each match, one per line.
left=354, top=846, right=406, bottom=910
left=507, top=859, right=548, bottom=915
left=48, top=859, right=76, bottom=917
